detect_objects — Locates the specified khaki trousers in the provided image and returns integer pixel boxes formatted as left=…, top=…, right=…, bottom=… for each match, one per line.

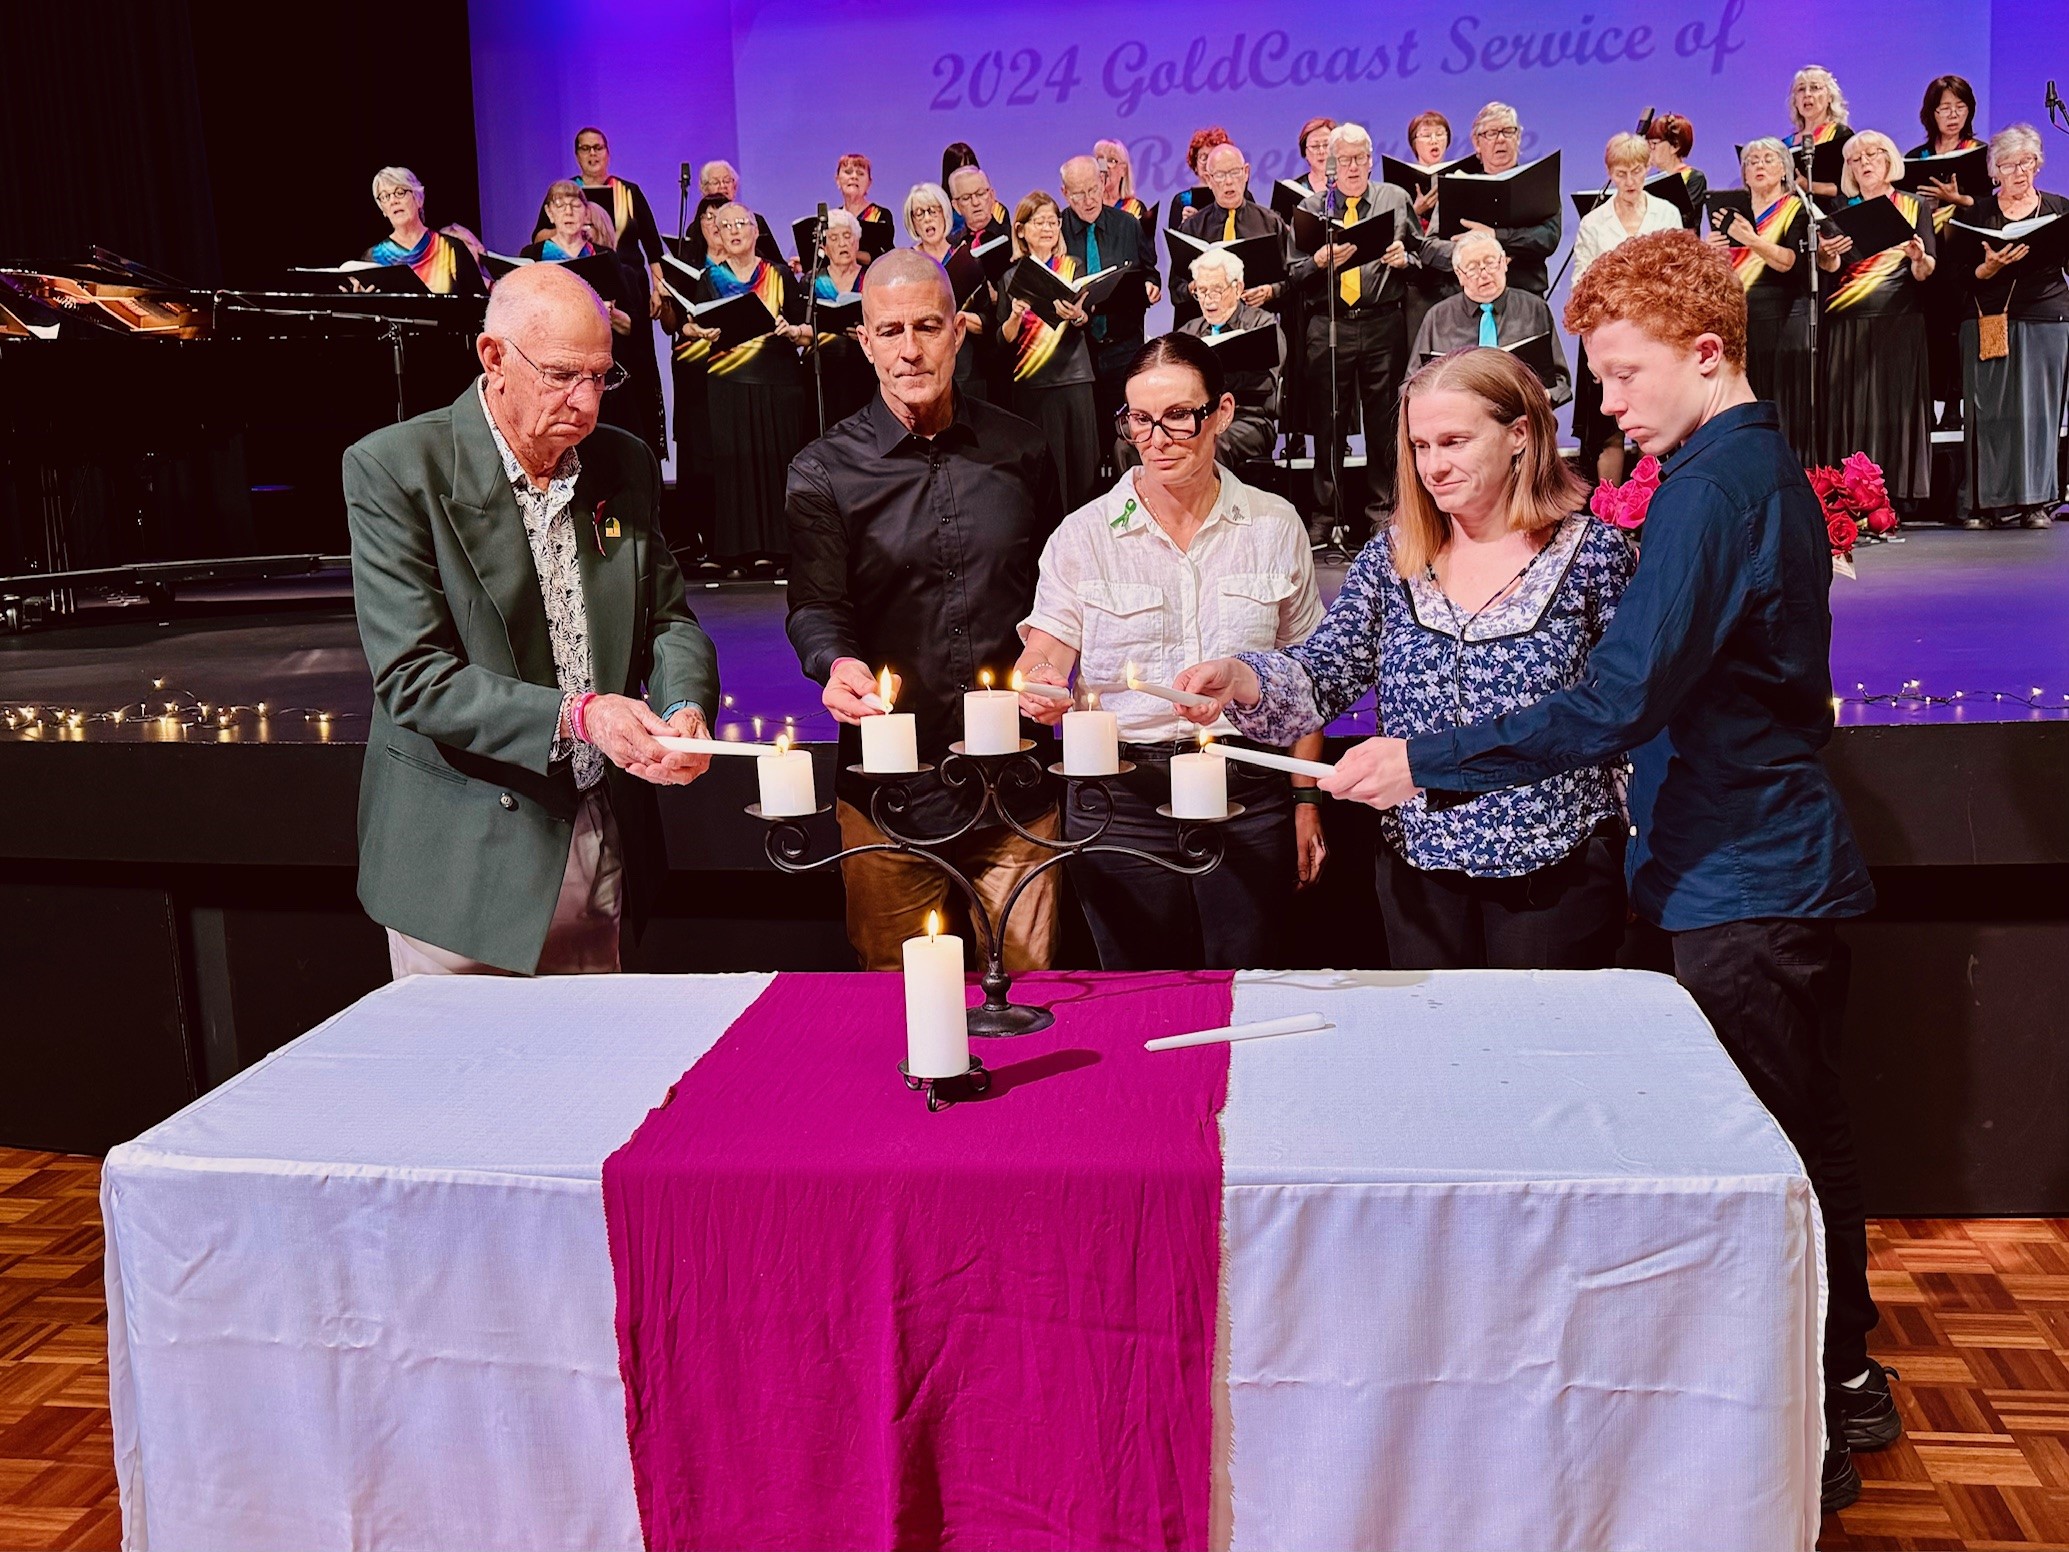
left=387, top=787, right=624, bottom=977
left=836, top=800, right=1061, bottom=973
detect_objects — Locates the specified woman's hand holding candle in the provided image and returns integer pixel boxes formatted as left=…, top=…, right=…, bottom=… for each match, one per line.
left=1171, top=658, right=1263, bottom=726
left=1013, top=664, right=1073, bottom=724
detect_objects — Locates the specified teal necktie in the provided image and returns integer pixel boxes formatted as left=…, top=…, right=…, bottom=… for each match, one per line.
left=1478, top=302, right=1498, bottom=347
left=1085, top=223, right=1106, bottom=340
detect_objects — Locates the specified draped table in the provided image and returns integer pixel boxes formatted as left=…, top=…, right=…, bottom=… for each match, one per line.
left=102, top=969, right=1822, bottom=1552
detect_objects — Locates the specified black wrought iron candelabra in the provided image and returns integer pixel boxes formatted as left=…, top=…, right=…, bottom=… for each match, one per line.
left=749, top=741, right=1241, bottom=1038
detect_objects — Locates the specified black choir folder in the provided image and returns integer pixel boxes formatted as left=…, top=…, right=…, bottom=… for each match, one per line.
left=1706, top=191, right=1757, bottom=241
left=1289, top=204, right=1399, bottom=266
left=657, top=254, right=705, bottom=308
left=1008, top=260, right=1145, bottom=328
left=811, top=292, right=863, bottom=333
left=1816, top=196, right=1916, bottom=256
left=292, top=261, right=427, bottom=294
left=1382, top=154, right=1472, bottom=203
left=1437, top=153, right=1561, bottom=238
left=1897, top=145, right=1991, bottom=202
left=1419, top=331, right=1560, bottom=390
left=1166, top=228, right=1286, bottom=286
left=1270, top=178, right=1313, bottom=221
left=965, top=232, right=1014, bottom=284
left=1950, top=212, right=2067, bottom=270
left=1197, top=323, right=1279, bottom=375
left=688, top=290, right=779, bottom=352
left=1569, top=173, right=1695, bottom=226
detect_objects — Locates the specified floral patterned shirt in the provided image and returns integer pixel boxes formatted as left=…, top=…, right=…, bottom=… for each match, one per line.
left=1229, top=515, right=1635, bottom=876
left=478, top=384, right=601, bottom=790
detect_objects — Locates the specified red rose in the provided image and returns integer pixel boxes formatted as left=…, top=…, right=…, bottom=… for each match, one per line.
left=1865, top=506, right=1898, bottom=535
left=1628, top=454, right=1663, bottom=490
left=1589, top=481, right=1621, bottom=523
left=1827, top=513, right=1859, bottom=554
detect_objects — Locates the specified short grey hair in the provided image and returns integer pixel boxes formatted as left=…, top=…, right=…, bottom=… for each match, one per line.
left=1328, top=123, right=1373, bottom=158
left=1472, top=102, right=1520, bottom=137
left=1989, top=123, right=2046, bottom=178
left=947, top=165, right=990, bottom=197
left=1189, top=248, right=1244, bottom=289
left=1840, top=131, right=1905, bottom=197
left=1739, top=137, right=1798, bottom=191
left=903, top=182, right=951, bottom=237
left=825, top=209, right=862, bottom=241
left=1452, top=228, right=1505, bottom=264
left=699, top=160, right=738, bottom=188
left=372, top=166, right=424, bottom=202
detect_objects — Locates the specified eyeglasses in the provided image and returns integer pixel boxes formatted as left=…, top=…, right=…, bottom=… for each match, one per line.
left=1335, top=153, right=1372, bottom=168
left=1206, top=167, right=1249, bottom=184
left=953, top=188, right=993, bottom=205
left=1192, top=283, right=1236, bottom=300
left=1477, top=126, right=1522, bottom=142
left=2000, top=157, right=2040, bottom=176
left=548, top=195, right=585, bottom=209
left=501, top=338, right=627, bottom=398
left=1115, top=404, right=1213, bottom=444
left=717, top=218, right=755, bottom=232
left=575, top=142, right=607, bottom=155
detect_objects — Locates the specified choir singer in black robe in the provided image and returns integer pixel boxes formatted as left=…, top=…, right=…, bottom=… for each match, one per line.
left=1176, top=247, right=1285, bottom=463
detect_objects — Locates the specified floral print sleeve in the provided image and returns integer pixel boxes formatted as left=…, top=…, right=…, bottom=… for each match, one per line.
left=1226, top=535, right=1397, bottom=745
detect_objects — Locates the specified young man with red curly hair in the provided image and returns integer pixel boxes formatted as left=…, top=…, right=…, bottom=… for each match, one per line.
left=1319, top=229, right=1887, bottom=1512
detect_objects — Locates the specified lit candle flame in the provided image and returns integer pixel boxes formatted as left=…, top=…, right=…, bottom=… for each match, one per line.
left=775, top=732, right=793, bottom=756
left=926, top=909, right=941, bottom=941
left=878, top=666, right=895, bottom=710
left=1124, top=662, right=1141, bottom=689
left=978, top=668, right=994, bottom=689
left=1197, top=727, right=1212, bottom=748
left=1085, top=688, right=1101, bottom=710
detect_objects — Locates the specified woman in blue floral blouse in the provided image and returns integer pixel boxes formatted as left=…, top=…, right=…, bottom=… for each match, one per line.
left=1176, top=347, right=1636, bottom=968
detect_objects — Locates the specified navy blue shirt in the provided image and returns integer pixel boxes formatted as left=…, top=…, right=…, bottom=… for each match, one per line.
left=1405, top=401, right=1874, bottom=930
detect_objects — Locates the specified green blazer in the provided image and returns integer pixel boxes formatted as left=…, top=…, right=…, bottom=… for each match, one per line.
left=345, top=382, right=718, bottom=972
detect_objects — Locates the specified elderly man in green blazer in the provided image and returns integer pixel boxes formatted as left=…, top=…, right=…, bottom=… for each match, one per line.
left=347, top=263, right=719, bottom=976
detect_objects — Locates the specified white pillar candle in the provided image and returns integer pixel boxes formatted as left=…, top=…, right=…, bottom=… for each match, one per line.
left=962, top=672, right=1021, bottom=755
left=860, top=713, right=918, bottom=772
left=1169, top=749, right=1229, bottom=819
left=1061, top=707, right=1119, bottom=775
left=903, top=912, right=970, bottom=1079
left=756, top=738, right=816, bottom=816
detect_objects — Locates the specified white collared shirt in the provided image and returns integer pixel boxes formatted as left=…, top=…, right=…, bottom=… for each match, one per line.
left=1021, top=466, right=1322, bottom=742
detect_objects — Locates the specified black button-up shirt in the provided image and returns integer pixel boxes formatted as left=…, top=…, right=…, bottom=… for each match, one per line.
left=1405, top=401, right=1875, bottom=931
left=786, top=390, right=1063, bottom=826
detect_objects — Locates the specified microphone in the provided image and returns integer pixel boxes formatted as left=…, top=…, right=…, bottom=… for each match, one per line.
left=1635, top=106, right=1656, bottom=136
left=1323, top=145, right=1339, bottom=219
left=680, top=161, right=691, bottom=195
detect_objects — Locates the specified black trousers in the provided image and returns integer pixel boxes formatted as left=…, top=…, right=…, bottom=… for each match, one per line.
left=1375, top=826, right=1627, bottom=969
left=1671, top=918, right=1877, bottom=1390
left=1304, top=304, right=1407, bottom=536
left=1064, top=756, right=1294, bottom=969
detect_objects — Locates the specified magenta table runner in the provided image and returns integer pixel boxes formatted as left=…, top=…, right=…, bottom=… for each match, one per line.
left=602, top=970, right=1234, bottom=1552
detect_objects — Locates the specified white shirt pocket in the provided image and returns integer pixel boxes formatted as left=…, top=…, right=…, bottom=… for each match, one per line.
left=1074, top=578, right=1166, bottom=689
left=1216, top=572, right=1295, bottom=649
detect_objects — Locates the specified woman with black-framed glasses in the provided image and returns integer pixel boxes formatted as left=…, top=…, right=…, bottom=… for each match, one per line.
left=1012, top=332, right=1325, bottom=969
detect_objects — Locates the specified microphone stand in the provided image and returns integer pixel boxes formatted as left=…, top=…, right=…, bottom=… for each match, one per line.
left=677, top=161, right=692, bottom=250
left=804, top=203, right=830, bottom=437
left=1799, top=133, right=1823, bottom=465
left=1319, top=153, right=1348, bottom=559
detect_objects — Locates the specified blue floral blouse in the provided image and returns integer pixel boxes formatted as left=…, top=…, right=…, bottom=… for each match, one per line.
left=1230, top=514, right=1636, bottom=877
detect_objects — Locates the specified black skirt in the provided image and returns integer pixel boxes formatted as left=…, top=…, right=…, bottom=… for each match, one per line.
left=1571, top=336, right=1620, bottom=457
left=1746, top=293, right=1814, bottom=465
left=1818, top=309, right=1932, bottom=501
left=1013, top=380, right=1101, bottom=511
left=670, top=355, right=714, bottom=557
left=707, top=373, right=804, bottom=559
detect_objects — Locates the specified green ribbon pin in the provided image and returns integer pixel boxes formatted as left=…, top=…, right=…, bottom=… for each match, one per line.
left=1111, top=498, right=1137, bottom=531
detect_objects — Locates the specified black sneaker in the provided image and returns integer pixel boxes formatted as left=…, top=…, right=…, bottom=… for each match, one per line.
left=1822, top=1442, right=1861, bottom=1514
left=2023, top=507, right=2055, bottom=529
left=1830, top=1360, right=1902, bottom=1451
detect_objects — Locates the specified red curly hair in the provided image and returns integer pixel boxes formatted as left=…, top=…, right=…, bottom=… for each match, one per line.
left=1563, top=228, right=1746, bottom=370
left=1187, top=126, right=1230, bottom=174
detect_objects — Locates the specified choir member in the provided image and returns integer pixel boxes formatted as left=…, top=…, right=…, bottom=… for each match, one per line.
left=1411, top=230, right=1571, bottom=408
left=1907, top=76, right=1983, bottom=428
left=1571, top=134, right=1683, bottom=483
left=1645, top=113, right=1708, bottom=230
left=1061, top=154, right=1161, bottom=478
left=998, top=192, right=1100, bottom=508
left=1401, top=111, right=1458, bottom=350
left=906, top=181, right=991, bottom=404
left=1957, top=125, right=2069, bottom=529
left=525, top=185, right=659, bottom=460
left=834, top=151, right=894, bottom=256
left=1279, top=116, right=1338, bottom=459
left=1176, top=140, right=1289, bottom=326
left=1286, top=122, right=1421, bottom=544
left=1786, top=66, right=1854, bottom=201
left=684, top=202, right=813, bottom=576
left=1708, top=140, right=1814, bottom=462
left=696, top=161, right=786, bottom=268
left=1178, top=248, right=1287, bottom=462
left=948, top=166, right=1007, bottom=402
left=366, top=167, right=487, bottom=295
left=1168, top=126, right=1231, bottom=230
left=672, top=195, right=726, bottom=574
left=1094, top=138, right=1159, bottom=257
left=940, top=141, right=1008, bottom=241
left=1015, top=331, right=1324, bottom=968
left=1430, top=103, right=1560, bottom=296
left=1177, top=346, right=1633, bottom=971
left=556, top=128, right=667, bottom=312
left=1295, top=116, right=1338, bottom=205
left=808, top=210, right=875, bottom=430
left=1814, top=131, right=1935, bottom=507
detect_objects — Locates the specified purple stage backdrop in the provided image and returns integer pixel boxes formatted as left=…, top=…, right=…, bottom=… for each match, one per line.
left=469, top=0, right=2066, bottom=464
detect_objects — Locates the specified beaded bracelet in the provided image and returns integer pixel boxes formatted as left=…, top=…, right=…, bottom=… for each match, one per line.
left=569, top=691, right=599, bottom=745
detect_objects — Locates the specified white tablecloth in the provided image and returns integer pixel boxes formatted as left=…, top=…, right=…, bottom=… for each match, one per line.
left=104, top=969, right=1820, bottom=1552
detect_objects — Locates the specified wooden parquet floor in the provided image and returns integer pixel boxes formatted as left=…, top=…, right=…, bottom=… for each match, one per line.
left=2, top=1151, right=2067, bottom=1551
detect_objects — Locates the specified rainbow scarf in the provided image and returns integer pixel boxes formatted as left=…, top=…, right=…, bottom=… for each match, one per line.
left=1012, top=254, right=1076, bottom=382
left=707, top=259, right=787, bottom=376
left=1116, top=195, right=1148, bottom=223
left=1787, top=122, right=1843, bottom=151
left=1926, top=139, right=1983, bottom=232
left=371, top=230, right=457, bottom=294
left=1826, top=192, right=1921, bottom=313
left=576, top=176, right=636, bottom=247
left=1730, top=196, right=1802, bottom=290
left=541, top=237, right=593, bottom=261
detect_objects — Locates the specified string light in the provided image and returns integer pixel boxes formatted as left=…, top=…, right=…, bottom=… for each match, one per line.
left=0, top=679, right=354, bottom=741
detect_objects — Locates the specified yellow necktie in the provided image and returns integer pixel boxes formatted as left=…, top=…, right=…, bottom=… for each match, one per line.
left=1223, top=207, right=1238, bottom=243
left=1339, top=196, right=1362, bottom=307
